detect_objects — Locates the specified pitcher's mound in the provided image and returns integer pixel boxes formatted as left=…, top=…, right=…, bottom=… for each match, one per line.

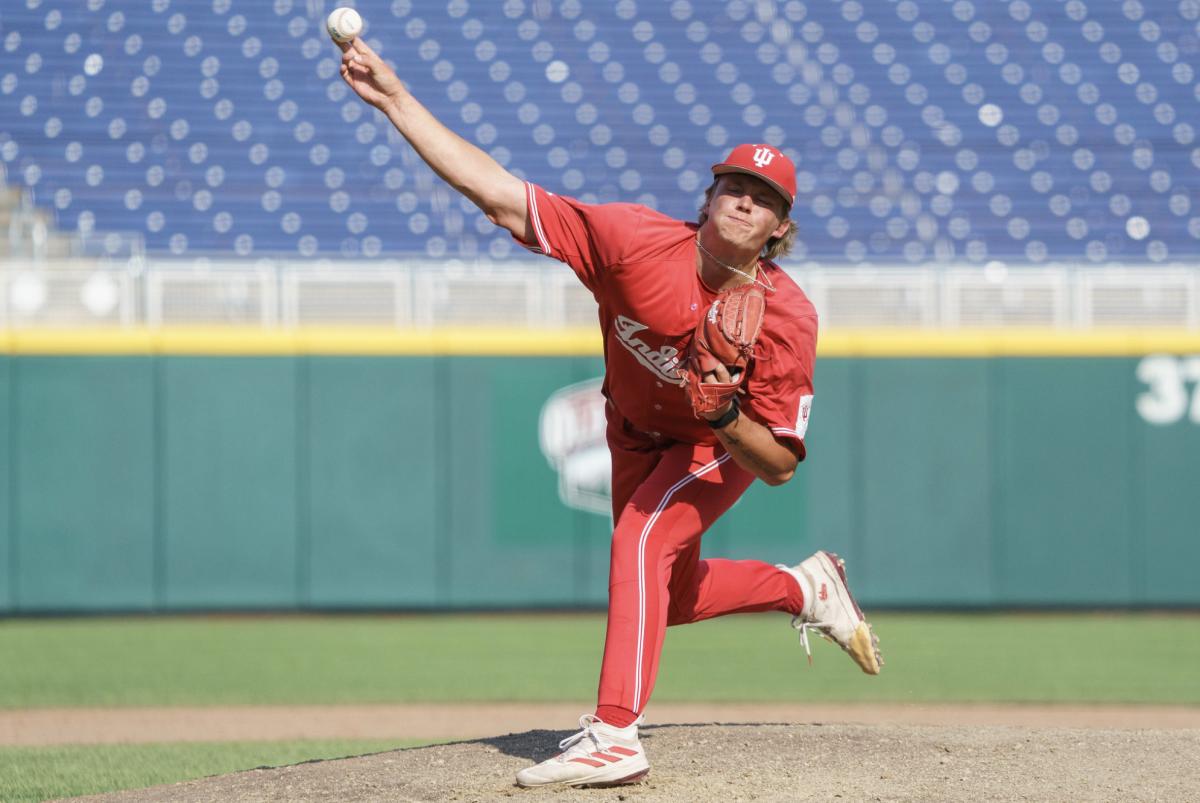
left=77, top=722, right=1200, bottom=802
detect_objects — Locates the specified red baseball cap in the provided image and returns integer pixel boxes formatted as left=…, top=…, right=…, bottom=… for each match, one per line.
left=711, top=143, right=796, bottom=208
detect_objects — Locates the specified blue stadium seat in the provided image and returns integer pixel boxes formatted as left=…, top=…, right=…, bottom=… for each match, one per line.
left=1, top=0, right=1197, bottom=263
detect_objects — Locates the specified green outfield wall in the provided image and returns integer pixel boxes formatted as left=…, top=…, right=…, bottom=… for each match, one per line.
left=2, top=329, right=1199, bottom=612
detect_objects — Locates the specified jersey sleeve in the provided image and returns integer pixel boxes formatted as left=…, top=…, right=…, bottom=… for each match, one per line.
left=742, top=313, right=817, bottom=461
left=514, top=182, right=644, bottom=294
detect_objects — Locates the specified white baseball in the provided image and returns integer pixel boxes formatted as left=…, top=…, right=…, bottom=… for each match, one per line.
left=326, top=7, right=363, bottom=43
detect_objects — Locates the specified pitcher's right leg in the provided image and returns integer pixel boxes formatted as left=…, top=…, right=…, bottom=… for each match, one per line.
left=595, top=442, right=753, bottom=726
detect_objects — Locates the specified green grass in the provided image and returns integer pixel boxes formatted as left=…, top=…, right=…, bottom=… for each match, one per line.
left=2, top=613, right=1197, bottom=800
left=1, top=612, right=1198, bottom=707
left=0, top=739, right=423, bottom=803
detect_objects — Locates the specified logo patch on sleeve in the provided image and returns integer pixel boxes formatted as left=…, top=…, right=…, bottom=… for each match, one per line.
left=796, top=395, right=813, bottom=438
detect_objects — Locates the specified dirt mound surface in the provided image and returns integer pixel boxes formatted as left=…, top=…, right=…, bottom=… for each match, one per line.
left=73, top=722, right=1200, bottom=802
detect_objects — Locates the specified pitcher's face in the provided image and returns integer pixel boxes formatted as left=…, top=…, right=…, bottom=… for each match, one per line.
left=703, top=174, right=791, bottom=252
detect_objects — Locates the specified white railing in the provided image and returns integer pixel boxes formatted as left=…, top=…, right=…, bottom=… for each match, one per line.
left=1074, top=268, right=1199, bottom=328
left=280, top=265, right=414, bottom=327
left=145, top=261, right=278, bottom=327
left=1, top=258, right=1199, bottom=330
left=941, top=266, right=1072, bottom=328
left=801, top=267, right=941, bottom=328
left=0, top=267, right=137, bottom=327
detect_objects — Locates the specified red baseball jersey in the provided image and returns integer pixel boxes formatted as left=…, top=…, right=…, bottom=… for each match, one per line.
left=519, top=183, right=817, bottom=458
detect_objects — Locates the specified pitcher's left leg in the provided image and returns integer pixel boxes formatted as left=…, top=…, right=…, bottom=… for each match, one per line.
left=666, top=554, right=805, bottom=626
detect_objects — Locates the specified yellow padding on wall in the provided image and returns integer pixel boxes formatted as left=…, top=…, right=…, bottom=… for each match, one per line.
left=0, top=327, right=602, bottom=356
left=1, top=327, right=1199, bottom=357
left=817, top=328, right=1200, bottom=357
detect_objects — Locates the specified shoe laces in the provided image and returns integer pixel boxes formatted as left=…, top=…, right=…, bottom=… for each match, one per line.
left=791, top=616, right=834, bottom=666
left=558, top=714, right=642, bottom=756
left=558, top=714, right=604, bottom=754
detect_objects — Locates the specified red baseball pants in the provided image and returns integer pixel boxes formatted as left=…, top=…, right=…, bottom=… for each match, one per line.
left=594, top=416, right=805, bottom=728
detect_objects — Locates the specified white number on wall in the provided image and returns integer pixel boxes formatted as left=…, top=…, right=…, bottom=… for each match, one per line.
left=1136, top=355, right=1200, bottom=425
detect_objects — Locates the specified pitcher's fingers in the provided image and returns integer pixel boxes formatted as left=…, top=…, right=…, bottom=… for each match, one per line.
left=351, top=37, right=382, bottom=62
left=341, top=54, right=374, bottom=86
left=340, top=55, right=367, bottom=79
left=342, top=50, right=369, bottom=70
left=341, top=42, right=364, bottom=67
left=341, top=40, right=379, bottom=75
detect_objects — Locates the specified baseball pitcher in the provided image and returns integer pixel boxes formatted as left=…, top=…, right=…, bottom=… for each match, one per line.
left=336, top=33, right=883, bottom=790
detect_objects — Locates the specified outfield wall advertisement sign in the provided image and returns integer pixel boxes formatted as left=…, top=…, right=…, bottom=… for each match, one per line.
left=538, top=377, right=611, bottom=517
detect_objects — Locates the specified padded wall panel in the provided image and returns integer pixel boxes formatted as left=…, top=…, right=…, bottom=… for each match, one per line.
left=1140, top=365, right=1200, bottom=605
left=562, top=358, right=617, bottom=607
left=161, top=358, right=299, bottom=608
left=14, top=358, right=156, bottom=611
left=858, top=359, right=995, bottom=605
left=994, top=360, right=1135, bottom=605
left=0, top=358, right=11, bottom=612
left=797, top=360, right=860, bottom=569
left=305, top=357, right=439, bottom=607
left=442, top=357, right=589, bottom=606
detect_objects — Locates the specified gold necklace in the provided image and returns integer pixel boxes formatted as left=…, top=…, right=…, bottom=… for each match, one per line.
left=695, top=233, right=776, bottom=293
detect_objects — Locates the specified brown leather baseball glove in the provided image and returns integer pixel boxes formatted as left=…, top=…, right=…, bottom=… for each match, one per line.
left=680, top=282, right=766, bottom=417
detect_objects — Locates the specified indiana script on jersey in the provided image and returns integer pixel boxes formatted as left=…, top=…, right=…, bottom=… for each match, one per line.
left=613, top=315, right=686, bottom=385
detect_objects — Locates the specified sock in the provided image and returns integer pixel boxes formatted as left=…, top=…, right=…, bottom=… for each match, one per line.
left=777, top=563, right=813, bottom=618
left=594, top=705, right=639, bottom=730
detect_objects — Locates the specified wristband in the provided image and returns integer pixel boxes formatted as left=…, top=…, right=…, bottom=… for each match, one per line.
left=706, top=396, right=740, bottom=429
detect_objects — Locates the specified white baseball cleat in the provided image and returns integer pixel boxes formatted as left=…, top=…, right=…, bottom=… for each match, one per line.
left=515, top=714, right=649, bottom=788
left=779, top=551, right=883, bottom=675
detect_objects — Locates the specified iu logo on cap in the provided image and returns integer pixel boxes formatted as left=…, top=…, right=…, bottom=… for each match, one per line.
left=752, top=147, right=776, bottom=168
